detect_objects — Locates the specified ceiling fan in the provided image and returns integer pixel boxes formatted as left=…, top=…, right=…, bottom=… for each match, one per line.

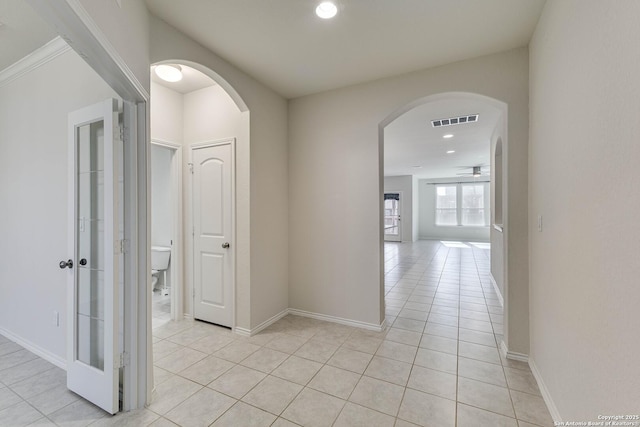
left=456, top=165, right=490, bottom=177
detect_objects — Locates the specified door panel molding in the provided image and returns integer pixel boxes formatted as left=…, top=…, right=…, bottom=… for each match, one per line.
left=189, top=138, right=236, bottom=328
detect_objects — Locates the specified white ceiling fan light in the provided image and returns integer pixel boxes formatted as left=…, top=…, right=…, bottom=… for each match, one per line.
left=316, top=1, right=338, bottom=19
left=155, top=64, right=183, bottom=82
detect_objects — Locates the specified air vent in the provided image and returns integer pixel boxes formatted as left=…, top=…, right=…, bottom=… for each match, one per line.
left=432, top=114, right=479, bottom=128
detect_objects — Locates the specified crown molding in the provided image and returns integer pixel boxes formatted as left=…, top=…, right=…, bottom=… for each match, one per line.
left=0, top=36, right=71, bottom=89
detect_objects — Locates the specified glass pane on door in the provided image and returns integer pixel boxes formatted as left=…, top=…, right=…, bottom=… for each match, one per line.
left=76, top=121, right=105, bottom=371
left=384, top=194, right=400, bottom=236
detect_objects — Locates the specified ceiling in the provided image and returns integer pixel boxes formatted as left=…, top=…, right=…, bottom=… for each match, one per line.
left=151, top=64, right=216, bottom=94
left=384, top=98, right=501, bottom=179
left=2, top=1, right=539, bottom=181
left=145, top=0, right=546, bottom=98
left=0, top=0, right=57, bottom=72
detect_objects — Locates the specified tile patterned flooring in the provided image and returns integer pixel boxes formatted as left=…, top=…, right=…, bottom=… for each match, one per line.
left=0, top=240, right=554, bottom=426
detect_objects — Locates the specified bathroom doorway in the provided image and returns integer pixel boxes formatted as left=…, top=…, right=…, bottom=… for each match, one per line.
left=151, top=140, right=183, bottom=326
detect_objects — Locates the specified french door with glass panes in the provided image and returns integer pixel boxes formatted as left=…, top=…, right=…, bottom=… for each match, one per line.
left=65, top=99, right=123, bottom=414
left=384, top=192, right=402, bottom=241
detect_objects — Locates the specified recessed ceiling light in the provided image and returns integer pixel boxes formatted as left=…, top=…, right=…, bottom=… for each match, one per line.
left=446, top=150, right=455, bottom=154
left=316, top=2, right=338, bottom=19
left=443, top=134, right=454, bottom=139
left=155, top=64, right=183, bottom=82
left=412, top=165, right=422, bottom=168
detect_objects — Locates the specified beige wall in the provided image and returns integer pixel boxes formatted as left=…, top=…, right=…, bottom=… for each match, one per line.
left=289, top=48, right=529, bottom=335
left=490, top=116, right=506, bottom=299
left=529, top=0, right=640, bottom=419
left=0, top=49, right=117, bottom=362
left=150, top=17, right=289, bottom=331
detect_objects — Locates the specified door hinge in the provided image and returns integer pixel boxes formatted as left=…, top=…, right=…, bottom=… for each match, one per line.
left=119, top=124, right=125, bottom=142
left=114, top=239, right=129, bottom=254
left=192, top=226, right=195, bottom=237
left=117, top=352, right=130, bottom=368
left=188, top=163, right=194, bottom=174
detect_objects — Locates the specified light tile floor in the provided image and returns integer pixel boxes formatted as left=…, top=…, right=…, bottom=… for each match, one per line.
left=0, top=240, right=554, bottom=426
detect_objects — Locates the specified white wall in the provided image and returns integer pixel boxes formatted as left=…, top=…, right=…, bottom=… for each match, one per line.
left=151, top=145, right=172, bottom=248
left=150, top=82, right=183, bottom=143
left=383, top=175, right=415, bottom=242
left=418, top=178, right=490, bottom=242
left=75, top=0, right=150, bottom=93
left=529, top=0, right=640, bottom=420
left=289, top=48, right=529, bottom=331
left=150, top=17, right=289, bottom=330
left=0, top=49, right=117, bottom=361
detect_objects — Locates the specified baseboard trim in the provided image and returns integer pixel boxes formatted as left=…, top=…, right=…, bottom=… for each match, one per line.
left=500, top=340, right=529, bottom=362
left=288, top=309, right=384, bottom=332
left=529, top=357, right=562, bottom=422
left=233, top=309, right=289, bottom=337
left=490, top=274, right=504, bottom=307
left=183, top=314, right=193, bottom=321
left=0, top=327, right=66, bottom=370
left=233, top=327, right=251, bottom=337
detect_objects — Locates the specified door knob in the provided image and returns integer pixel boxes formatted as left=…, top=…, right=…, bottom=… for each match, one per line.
left=221, top=242, right=230, bottom=249
left=79, top=258, right=87, bottom=266
left=59, top=259, right=73, bottom=269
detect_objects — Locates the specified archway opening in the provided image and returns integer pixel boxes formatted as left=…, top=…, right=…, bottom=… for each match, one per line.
left=149, top=60, right=250, bottom=330
left=379, top=91, right=509, bottom=349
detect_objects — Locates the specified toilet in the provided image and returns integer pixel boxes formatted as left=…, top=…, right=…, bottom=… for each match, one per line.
left=151, top=246, right=171, bottom=296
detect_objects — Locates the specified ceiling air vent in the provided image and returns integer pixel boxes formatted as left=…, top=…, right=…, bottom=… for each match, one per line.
left=432, top=114, right=479, bottom=128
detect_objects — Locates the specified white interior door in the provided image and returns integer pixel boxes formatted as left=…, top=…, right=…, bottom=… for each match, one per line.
left=192, top=141, right=234, bottom=327
left=66, top=99, right=122, bottom=414
left=384, top=192, right=402, bottom=242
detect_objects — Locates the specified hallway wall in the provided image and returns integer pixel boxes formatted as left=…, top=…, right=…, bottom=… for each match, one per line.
left=0, top=48, right=117, bottom=363
left=529, top=0, right=640, bottom=419
left=289, top=48, right=529, bottom=337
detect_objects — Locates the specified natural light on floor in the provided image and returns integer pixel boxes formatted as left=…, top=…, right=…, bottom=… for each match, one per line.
left=470, top=242, right=491, bottom=249
left=440, top=241, right=470, bottom=248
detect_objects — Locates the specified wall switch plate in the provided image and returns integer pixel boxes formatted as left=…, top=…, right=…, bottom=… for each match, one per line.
left=537, top=215, right=543, bottom=232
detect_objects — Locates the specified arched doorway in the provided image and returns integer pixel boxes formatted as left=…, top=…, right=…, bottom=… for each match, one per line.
left=379, top=92, right=516, bottom=354
left=149, top=60, right=250, bottom=329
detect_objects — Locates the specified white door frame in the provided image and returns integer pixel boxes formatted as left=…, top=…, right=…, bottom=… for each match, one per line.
left=27, top=1, right=151, bottom=410
left=384, top=190, right=403, bottom=242
left=151, top=139, right=183, bottom=321
left=188, top=138, right=236, bottom=329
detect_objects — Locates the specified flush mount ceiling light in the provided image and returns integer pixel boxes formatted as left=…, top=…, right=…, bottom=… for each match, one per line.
left=155, top=64, right=183, bottom=82
left=443, top=134, right=454, bottom=139
left=316, top=1, right=338, bottom=19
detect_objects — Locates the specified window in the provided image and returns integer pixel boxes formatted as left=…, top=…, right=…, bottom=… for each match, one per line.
left=462, top=185, right=485, bottom=226
left=436, top=186, right=457, bottom=225
left=435, top=183, right=488, bottom=227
